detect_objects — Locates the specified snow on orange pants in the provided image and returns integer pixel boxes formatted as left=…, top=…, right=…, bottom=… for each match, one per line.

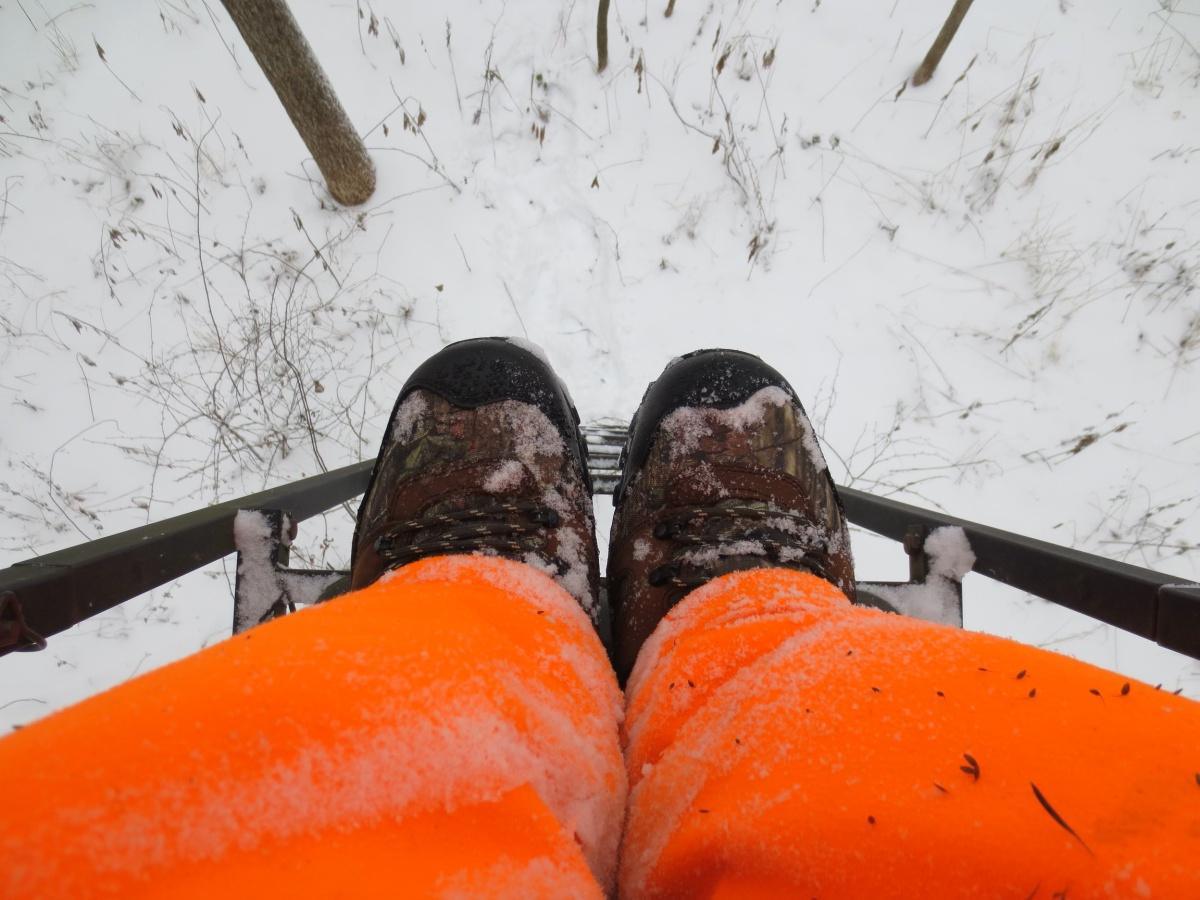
left=1, top=556, right=1198, bottom=898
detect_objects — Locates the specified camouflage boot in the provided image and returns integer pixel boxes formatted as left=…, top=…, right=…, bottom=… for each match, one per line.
left=607, top=349, right=855, bottom=680
left=350, top=338, right=605, bottom=637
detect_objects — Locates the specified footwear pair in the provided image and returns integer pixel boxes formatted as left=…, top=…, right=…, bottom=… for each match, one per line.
left=350, top=338, right=856, bottom=681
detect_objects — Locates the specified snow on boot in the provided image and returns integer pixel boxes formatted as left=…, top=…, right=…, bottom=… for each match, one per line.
left=607, top=349, right=856, bottom=680
left=350, top=337, right=605, bottom=634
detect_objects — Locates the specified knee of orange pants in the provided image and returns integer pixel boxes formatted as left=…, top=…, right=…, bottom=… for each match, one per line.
left=0, top=556, right=625, bottom=899
left=620, top=568, right=1200, bottom=898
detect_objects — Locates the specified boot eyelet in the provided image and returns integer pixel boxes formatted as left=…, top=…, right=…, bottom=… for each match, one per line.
left=648, top=564, right=677, bottom=587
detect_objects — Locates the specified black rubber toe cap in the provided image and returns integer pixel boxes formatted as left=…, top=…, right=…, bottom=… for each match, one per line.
left=400, top=337, right=582, bottom=454
left=614, top=349, right=798, bottom=503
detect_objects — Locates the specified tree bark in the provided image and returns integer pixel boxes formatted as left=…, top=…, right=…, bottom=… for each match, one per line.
left=911, top=0, right=975, bottom=87
left=221, top=0, right=375, bottom=205
left=597, top=0, right=611, bottom=72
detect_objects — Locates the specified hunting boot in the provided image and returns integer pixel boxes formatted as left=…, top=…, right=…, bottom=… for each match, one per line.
left=350, top=337, right=606, bottom=638
left=607, top=349, right=856, bottom=680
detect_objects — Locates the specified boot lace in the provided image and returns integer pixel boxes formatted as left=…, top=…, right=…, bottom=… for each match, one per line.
left=374, top=499, right=561, bottom=571
left=647, top=505, right=831, bottom=591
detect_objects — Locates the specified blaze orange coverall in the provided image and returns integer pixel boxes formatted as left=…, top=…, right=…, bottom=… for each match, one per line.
left=1, top=555, right=1197, bottom=897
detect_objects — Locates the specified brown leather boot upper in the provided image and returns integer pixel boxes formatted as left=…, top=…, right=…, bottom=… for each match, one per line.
left=608, top=353, right=855, bottom=680
left=350, top=340, right=601, bottom=629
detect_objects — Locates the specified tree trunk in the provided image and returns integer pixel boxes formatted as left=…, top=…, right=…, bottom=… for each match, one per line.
left=911, top=0, right=975, bottom=87
left=597, top=0, right=611, bottom=73
left=221, top=0, right=376, bottom=205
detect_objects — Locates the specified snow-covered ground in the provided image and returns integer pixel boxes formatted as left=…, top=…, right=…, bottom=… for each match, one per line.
left=2, top=0, right=1198, bottom=729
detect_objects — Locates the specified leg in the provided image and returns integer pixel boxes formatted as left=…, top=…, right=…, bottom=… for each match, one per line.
left=0, top=558, right=622, bottom=897
left=622, top=567, right=1200, bottom=897
left=0, top=338, right=624, bottom=897
left=609, top=350, right=1200, bottom=897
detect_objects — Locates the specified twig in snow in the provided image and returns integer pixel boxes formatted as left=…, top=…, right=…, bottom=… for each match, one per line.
left=502, top=281, right=529, bottom=338
left=200, top=0, right=244, bottom=73
left=471, top=32, right=500, bottom=162
left=446, top=20, right=464, bottom=115
left=454, top=234, right=472, bottom=272
left=807, top=236, right=872, bottom=299
left=0, top=697, right=45, bottom=711
left=92, top=37, right=142, bottom=101
left=384, top=80, right=462, bottom=194
left=15, top=0, right=36, bottom=30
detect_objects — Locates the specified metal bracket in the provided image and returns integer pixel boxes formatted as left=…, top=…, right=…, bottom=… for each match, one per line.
left=231, top=508, right=965, bottom=636
left=0, top=591, right=47, bottom=654
left=232, top=510, right=348, bottom=634
left=854, top=524, right=965, bottom=627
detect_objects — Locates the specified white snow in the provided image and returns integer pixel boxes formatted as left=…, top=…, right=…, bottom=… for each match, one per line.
left=231, top=511, right=342, bottom=627
left=856, top=527, right=974, bottom=626
left=701, top=386, right=793, bottom=433
left=658, top=386, right=829, bottom=473
left=483, top=460, right=527, bottom=493
left=663, top=387, right=792, bottom=444
left=232, top=510, right=280, bottom=633
left=2, top=0, right=1199, bottom=729
left=924, top=526, right=977, bottom=581
left=687, top=461, right=732, bottom=499
left=797, top=413, right=825, bottom=475
left=867, top=577, right=963, bottom=629
left=390, top=392, right=431, bottom=442
left=498, top=401, right=566, bottom=467
left=853, top=528, right=973, bottom=626
left=538, top=485, right=594, bottom=613
left=680, top=540, right=767, bottom=567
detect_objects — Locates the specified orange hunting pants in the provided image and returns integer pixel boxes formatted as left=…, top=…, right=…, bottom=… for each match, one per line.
left=1, top=556, right=1198, bottom=898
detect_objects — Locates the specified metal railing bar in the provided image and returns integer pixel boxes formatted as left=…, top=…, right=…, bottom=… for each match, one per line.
left=0, top=461, right=372, bottom=646
left=840, top=487, right=1200, bottom=659
left=2, top=460, right=1196, bottom=662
